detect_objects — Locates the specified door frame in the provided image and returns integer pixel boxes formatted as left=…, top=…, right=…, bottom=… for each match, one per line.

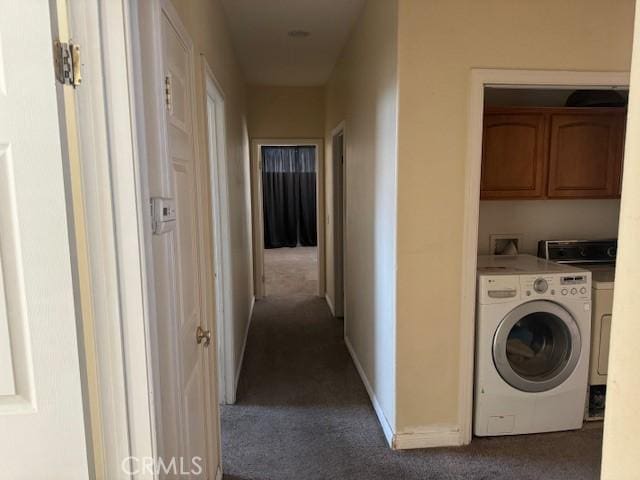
left=460, top=69, right=630, bottom=444
left=250, top=138, right=325, bottom=298
left=203, top=59, right=235, bottom=405
left=330, top=122, right=346, bottom=318
left=65, top=0, right=157, bottom=477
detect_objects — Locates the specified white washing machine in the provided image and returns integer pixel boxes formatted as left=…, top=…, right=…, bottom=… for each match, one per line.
left=475, top=254, right=591, bottom=436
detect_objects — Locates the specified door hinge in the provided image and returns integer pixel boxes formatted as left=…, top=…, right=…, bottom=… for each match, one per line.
left=54, top=41, right=82, bottom=88
left=165, top=75, right=173, bottom=113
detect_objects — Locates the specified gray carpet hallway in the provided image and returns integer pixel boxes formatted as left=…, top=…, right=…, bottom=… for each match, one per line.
left=220, top=294, right=603, bottom=480
left=264, top=246, right=318, bottom=296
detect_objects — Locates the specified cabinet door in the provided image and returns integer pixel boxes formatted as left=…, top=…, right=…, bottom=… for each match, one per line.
left=548, top=113, right=625, bottom=198
left=481, top=113, right=547, bottom=199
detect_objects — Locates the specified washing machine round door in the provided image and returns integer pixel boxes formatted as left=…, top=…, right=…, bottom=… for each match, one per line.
left=493, top=300, right=582, bottom=393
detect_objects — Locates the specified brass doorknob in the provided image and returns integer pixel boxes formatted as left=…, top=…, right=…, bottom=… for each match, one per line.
left=196, top=326, right=211, bottom=347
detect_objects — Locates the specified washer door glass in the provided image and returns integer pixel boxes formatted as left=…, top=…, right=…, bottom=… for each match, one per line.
left=493, top=301, right=582, bottom=393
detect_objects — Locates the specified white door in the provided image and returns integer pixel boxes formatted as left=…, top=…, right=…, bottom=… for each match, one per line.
left=149, top=4, right=216, bottom=478
left=0, top=1, right=89, bottom=479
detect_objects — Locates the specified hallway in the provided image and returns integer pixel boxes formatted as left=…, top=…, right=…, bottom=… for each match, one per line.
left=220, top=295, right=604, bottom=480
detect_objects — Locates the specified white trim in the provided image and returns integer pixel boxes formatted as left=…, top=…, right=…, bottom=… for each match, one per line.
left=393, top=427, right=462, bottom=450
left=202, top=58, right=235, bottom=406
left=130, top=0, right=167, bottom=466
left=324, top=293, right=335, bottom=316
left=118, top=2, right=158, bottom=471
left=250, top=138, right=325, bottom=299
left=233, top=296, right=256, bottom=399
left=69, top=0, right=157, bottom=477
left=330, top=121, right=346, bottom=139
left=344, top=336, right=394, bottom=448
left=460, top=69, right=630, bottom=445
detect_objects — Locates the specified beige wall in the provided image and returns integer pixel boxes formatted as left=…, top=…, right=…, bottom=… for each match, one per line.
left=478, top=199, right=621, bottom=255
left=170, top=0, right=254, bottom=403
left=325, top=0, right=399, bottom=432
left=247, top=86, right=325, bottom=139
left=601, top=2, right=640, bottom=477
left=395, top=0, right=634, bottom=436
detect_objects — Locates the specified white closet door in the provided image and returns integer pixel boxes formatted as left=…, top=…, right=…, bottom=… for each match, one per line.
left=0, top=0, right=89, bottom=478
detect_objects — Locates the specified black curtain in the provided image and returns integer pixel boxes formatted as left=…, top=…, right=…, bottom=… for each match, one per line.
left=297, top=146, right=317, bottom=246
left=262, top=146, right=317, bottom=249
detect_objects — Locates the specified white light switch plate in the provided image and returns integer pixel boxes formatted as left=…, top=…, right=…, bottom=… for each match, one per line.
left=151, top=197, right=176, bottom=235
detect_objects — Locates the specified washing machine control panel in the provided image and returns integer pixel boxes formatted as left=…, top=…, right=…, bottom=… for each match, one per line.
left=478, top=272, right=591, bottom=304
left=520, top=274, right=590, bottom=300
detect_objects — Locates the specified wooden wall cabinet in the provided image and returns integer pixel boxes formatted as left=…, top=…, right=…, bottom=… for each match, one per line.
left=547, top=112, right=625, bottom=198
left=481, top=113, right=547, bottom=199
left=480, top=107, right=626, bottom=200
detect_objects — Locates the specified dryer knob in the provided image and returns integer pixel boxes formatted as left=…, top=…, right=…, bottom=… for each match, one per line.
left=533, top=278, right=548, bottom=294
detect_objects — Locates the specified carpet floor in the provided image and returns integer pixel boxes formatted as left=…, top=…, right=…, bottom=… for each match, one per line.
left=221, top=295, right=603, bottom=480
left=264, top=246, right=318, bottom=296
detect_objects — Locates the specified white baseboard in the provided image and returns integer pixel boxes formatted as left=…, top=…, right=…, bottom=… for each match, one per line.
left=392, top=426, right=463, bottom=450
left=344, top=336, right=463, bottom=450
left=234, top=295, right=255, bottom=398
left=325, top=292, right=335, bottom=316
left=344, top=336, right=394, bottom=447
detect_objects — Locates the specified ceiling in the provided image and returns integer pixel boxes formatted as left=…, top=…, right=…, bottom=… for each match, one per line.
left=220, top=0, right=366, bottom=86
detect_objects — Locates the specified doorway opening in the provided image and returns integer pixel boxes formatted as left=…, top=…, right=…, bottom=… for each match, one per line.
left=331, top=122, right=346, bottom=318
left=262, top=145, right=317, bottom=296
left=460, top=70, right=630, bottom=445
left=204, top=61, right=235, bottom=404
left=251, top=139, right=325, bottom=298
